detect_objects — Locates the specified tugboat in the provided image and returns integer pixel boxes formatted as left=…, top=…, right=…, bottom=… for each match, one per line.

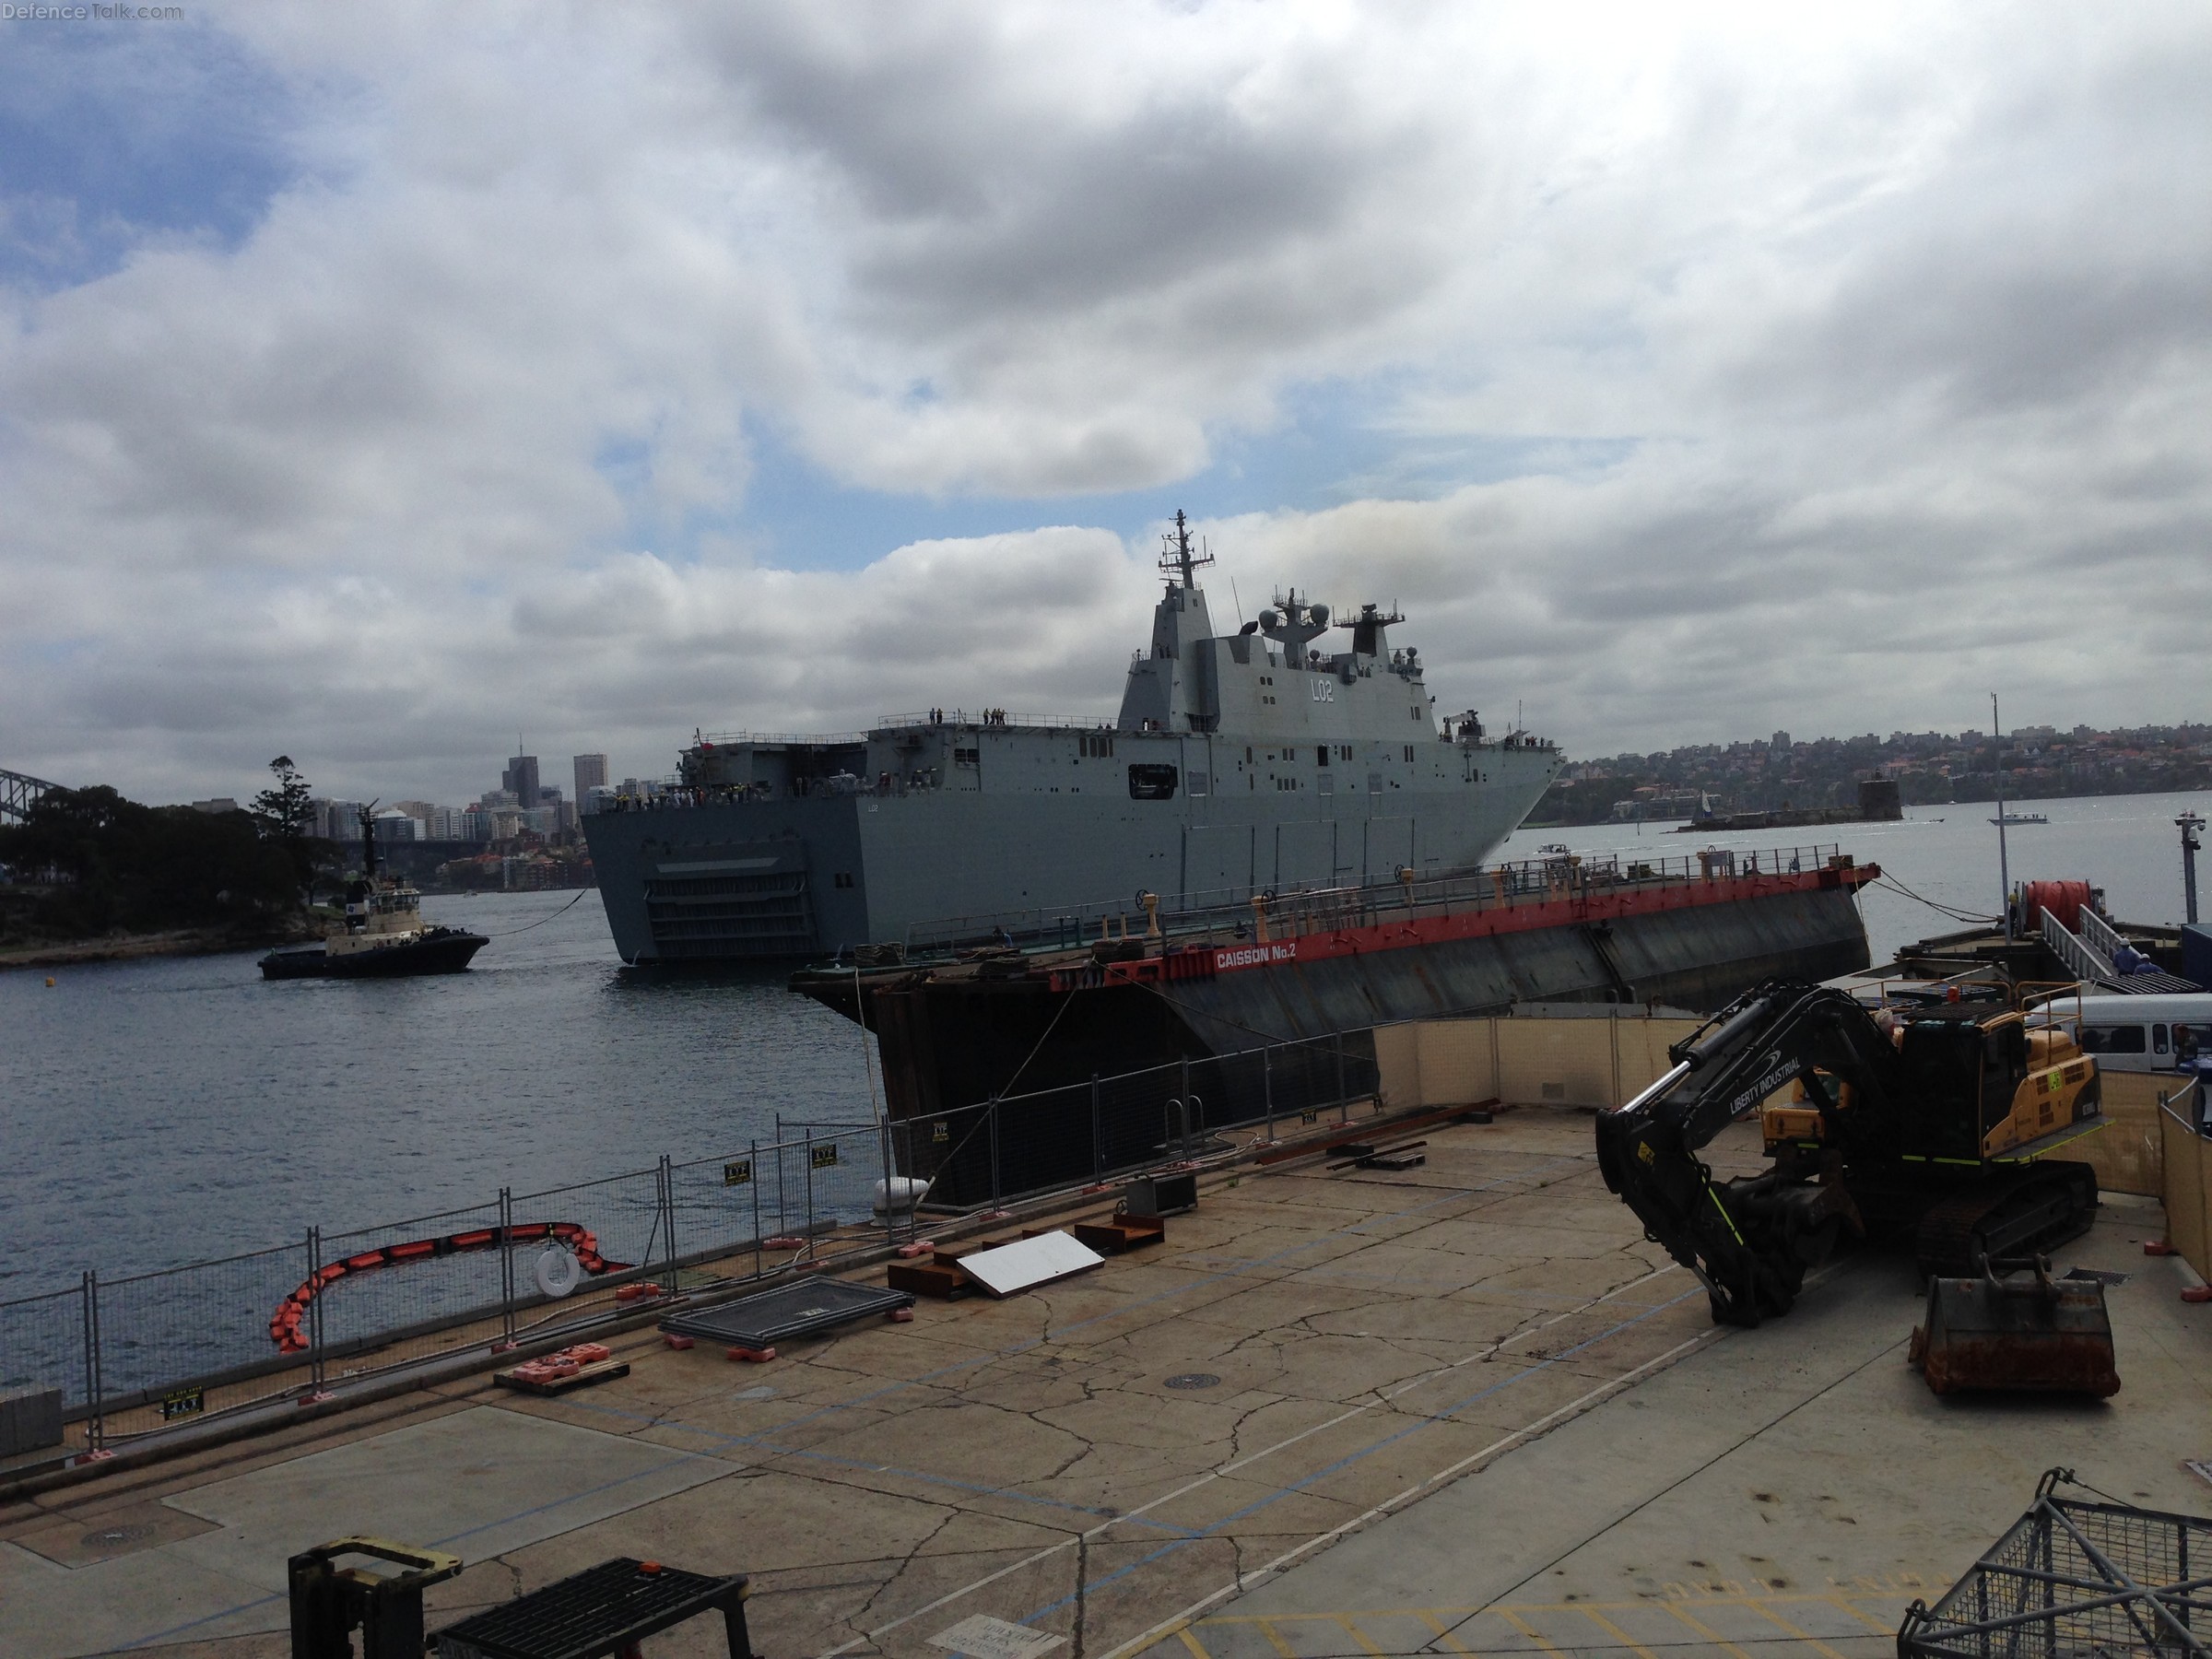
left=260, top=806, right=488, bottom=980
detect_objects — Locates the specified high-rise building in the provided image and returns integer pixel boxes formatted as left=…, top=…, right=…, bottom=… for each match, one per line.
left=502, top=753, right=540, bottom=808
left=574, top=753, right=608, bottom=811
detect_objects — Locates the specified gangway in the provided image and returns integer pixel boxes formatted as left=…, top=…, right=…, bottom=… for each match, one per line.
left=2039, top=908, right=2114, bottom=982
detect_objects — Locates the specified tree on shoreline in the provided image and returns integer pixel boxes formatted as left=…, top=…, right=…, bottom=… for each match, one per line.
left=0, top=786, right=305, bottom=940
left=250, top=755, right=336, bottom=902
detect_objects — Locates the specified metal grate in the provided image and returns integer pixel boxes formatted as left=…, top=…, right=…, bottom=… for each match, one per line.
left=1900, top=1470, right=2212, bottom=1657
left=659, top=1279, right=912, bottom=1349
left=432, top=1558, right=747, bottom=1659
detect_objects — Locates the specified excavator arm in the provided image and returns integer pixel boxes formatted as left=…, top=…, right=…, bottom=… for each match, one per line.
left=1594, top=981, right=1904, bottom=1325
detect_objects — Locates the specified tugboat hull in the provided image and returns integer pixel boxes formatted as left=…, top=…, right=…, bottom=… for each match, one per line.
left=259, top=929, right=488, bottom=980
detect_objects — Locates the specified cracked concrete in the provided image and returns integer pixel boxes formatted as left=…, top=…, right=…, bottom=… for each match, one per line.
left=9, top=1105, right=2203, bottom=1659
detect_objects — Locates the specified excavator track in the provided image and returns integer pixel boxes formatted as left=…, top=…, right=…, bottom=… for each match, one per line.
left=1912, top=1161, right=2100, bottom=1278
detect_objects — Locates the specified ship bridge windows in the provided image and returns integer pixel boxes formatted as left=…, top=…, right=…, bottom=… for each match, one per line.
left=1079, top=734, right=1115, bottom=758
left=1127, top=762, right=1178, bottom=800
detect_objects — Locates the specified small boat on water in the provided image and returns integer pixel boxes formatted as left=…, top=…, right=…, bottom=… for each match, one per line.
left=1991, top=812, right=2050, bottom=826
left=260, top=806, right=488, bottom=980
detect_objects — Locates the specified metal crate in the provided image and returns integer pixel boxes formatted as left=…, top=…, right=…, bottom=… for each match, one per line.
left=1900, top=1470, right=2212, bottom=1656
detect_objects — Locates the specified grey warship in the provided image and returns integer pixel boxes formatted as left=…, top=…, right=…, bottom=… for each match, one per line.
left=582, top=514, right=1564, bottom=962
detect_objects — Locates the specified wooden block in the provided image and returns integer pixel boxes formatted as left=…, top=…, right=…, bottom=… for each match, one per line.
left=493, top=1359, right=631, bottom=1397
left=888, top=1259, right=969, bottom=1299
left=1074, top=1218, right=1166, bottom=1254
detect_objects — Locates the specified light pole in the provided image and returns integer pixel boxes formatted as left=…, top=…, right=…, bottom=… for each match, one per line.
left=2181, top=811, right=2204, bottom=926
left=1993, top=694, right=2011, bottom=941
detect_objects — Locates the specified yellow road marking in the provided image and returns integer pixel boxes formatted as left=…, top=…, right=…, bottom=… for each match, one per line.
left=1333, top=1615, right=1386, bottom=1656
left=1415, top=1610, right=1477, bottom=1656
left=1496, top=1607, right=1565, bottom=1654
left=1733, top=1596, right=1852, bottom=1659
left=1568, top=1605, right=1659, bottom=1659
left=1825, top=1594, right=1897, bottom=1633
left=1175, top=1627, right=1210, bottom=1659
left=1659, top=1600, right=1755, bottom=1659
left=1255, top=1619, right=1299, bottom=1659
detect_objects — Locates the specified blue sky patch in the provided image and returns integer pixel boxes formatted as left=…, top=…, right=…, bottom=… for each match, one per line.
left=719, top=381, right=1636, bottom=572
left=0, top=18, right=297, bottom=291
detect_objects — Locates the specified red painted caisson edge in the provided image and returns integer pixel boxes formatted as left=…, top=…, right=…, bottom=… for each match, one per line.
left=1047, top=863, right=1879, bottom=994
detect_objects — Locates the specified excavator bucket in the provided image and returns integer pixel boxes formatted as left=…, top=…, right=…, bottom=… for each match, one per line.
left=1909, top=1258, right=2119, bottom=1397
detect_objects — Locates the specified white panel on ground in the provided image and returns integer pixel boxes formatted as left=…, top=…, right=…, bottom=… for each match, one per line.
left=956, top=1231, right=1103, bottom=1297
left=930, top=1614, right=1067, bottom=1659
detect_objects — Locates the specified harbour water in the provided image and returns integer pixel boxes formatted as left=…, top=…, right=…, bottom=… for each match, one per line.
left=4, top=790, right=2206, bottom=1296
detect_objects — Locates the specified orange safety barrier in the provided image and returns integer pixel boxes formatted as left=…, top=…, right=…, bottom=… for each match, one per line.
left=266, top=1222, right=629, bottom=1352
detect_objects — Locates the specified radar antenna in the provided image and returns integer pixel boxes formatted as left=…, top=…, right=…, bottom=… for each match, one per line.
left=1159, top=509, right=1214, bottom=590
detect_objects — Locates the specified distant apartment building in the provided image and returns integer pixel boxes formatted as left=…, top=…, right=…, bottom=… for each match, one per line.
left=422, top=806, right=482, bottom=841
left=312, top=799, right=367, bottom=841
left=574, top=753, right=608, bottom=811
left=190, top=797, right=241, bottom=815
left=372, top=809, right=422, bottom=843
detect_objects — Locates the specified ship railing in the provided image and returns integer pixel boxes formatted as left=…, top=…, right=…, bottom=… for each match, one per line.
left=696, top=729, right=872, bottom=748
left=874, top=711, right=1115, bottom=732
left=2074, top=906, right=2131, bottom=962
left=888, top=841, right=1850, bottom=962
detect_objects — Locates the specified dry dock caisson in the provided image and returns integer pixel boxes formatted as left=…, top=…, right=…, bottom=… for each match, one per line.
left=795, top=845, right=1878, bottom=1203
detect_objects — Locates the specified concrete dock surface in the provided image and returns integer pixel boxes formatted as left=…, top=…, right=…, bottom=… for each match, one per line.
left=3, top=1105, right=2207, bottom=1659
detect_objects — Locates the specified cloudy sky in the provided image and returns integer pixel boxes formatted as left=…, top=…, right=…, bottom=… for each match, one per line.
left=4, top=1, right=2207, bottom=806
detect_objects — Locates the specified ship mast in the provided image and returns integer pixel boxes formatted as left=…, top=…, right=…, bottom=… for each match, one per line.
left=1159, top=509, right=1214, bottom=590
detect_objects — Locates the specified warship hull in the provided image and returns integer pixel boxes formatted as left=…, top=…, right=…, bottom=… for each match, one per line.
left=582, top=763, right=1557, bottom=963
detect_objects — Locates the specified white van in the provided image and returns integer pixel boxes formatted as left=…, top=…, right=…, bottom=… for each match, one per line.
left=2029, top=992, right=2212, bottom=1075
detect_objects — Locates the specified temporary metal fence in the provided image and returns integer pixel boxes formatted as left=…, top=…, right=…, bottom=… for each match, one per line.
left=0, top=1121, right=900, bottom=1466
left=894, top=1030, right=1381, bottom=1210
left=0, top=1027, right=1382, bottom=1466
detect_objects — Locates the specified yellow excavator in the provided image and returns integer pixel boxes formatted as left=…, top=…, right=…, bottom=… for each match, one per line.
left=1594, top=980, right=2115, bottom=1393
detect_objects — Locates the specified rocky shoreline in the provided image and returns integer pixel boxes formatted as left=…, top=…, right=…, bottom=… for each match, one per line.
left=0, top=916, right=325, bottom=971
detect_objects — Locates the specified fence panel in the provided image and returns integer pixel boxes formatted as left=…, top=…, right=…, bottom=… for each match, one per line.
left=501, top=1166, right=669, bottom=1344
left=312, top=1198, right=509, bottom=1386
left=668, top=1145, right=771, bottom=1268
left=0, top=1283, right=88, bottom=1430
left=797, top=1124, right=890, bottom=1239
left=91, top=1241, right=312, bottom=1436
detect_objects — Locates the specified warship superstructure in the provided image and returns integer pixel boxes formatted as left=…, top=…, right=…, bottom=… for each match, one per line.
left=582, top=515, right=1565, bottom=961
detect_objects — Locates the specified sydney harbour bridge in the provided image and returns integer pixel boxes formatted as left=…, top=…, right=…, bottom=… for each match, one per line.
left=2, top=769, right=60, bottom=825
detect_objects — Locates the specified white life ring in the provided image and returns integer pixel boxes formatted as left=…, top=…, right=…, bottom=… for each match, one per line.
left=534, top=1243, right=582, bottom=1300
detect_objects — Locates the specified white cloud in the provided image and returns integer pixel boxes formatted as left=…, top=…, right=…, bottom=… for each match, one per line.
left=2, top=0, right=2207, bottom=805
